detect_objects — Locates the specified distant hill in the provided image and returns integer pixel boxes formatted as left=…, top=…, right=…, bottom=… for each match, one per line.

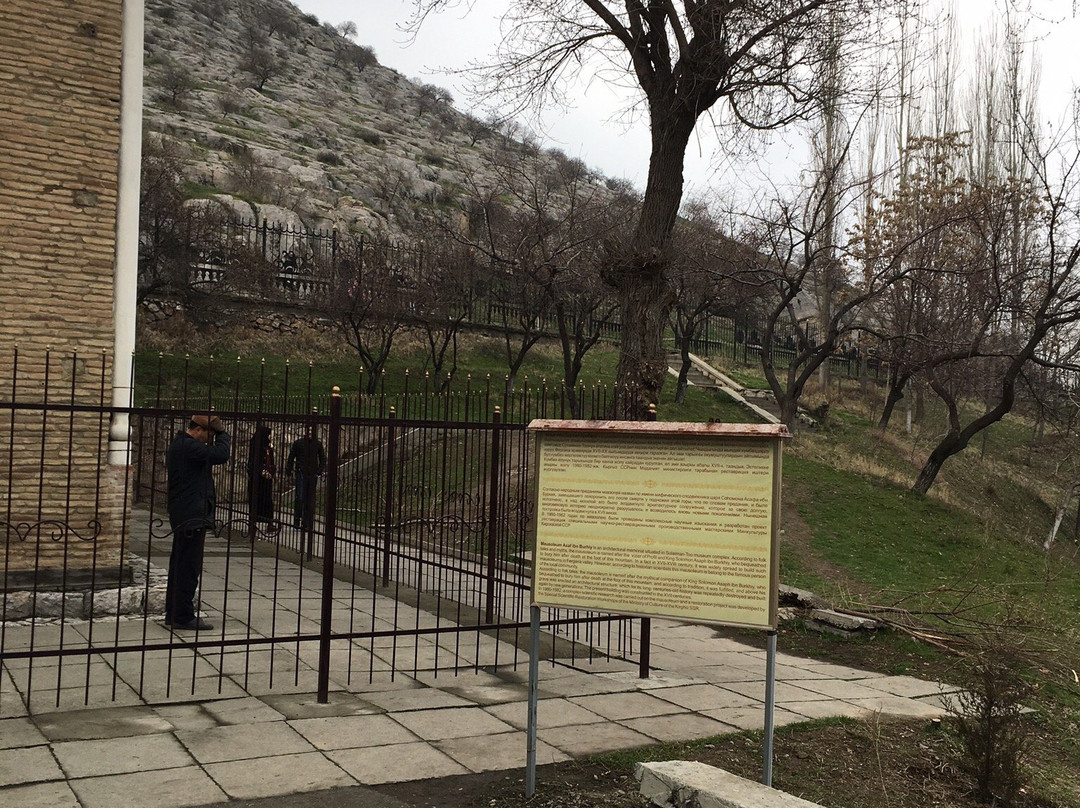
left=142, top=0, right=619, bottom=239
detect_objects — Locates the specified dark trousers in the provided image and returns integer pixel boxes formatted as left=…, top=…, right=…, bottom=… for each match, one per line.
left=293, top=474, right=317, bottom=528
left=165, top=526, right=206, bottom=624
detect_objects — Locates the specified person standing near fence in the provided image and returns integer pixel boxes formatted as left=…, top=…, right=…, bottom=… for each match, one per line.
left=285, top=426, right=326, bottom=530
left=165, top=414, right=230, bottom=631
left=247, top=425, right=277, bottom=532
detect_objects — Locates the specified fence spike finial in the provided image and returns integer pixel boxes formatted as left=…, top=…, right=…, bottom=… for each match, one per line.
left=332, top=386, right=341, bottom=397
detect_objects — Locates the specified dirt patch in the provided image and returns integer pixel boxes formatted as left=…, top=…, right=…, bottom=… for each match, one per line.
left=374, top=716, right=1065, bottom=808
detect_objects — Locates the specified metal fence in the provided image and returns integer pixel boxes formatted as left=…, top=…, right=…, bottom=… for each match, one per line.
left=0, top=353, right=642, bottom=713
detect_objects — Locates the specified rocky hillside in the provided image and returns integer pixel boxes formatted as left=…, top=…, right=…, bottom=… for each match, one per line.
left=143, top=0, right=611, bottom=237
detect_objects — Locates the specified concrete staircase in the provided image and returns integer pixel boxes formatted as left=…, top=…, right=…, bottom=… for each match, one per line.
left=666, top=352, right=785, bottom=425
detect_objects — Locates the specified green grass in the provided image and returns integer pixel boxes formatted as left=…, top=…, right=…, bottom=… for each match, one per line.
left=133, top=342, right=759, bottom=425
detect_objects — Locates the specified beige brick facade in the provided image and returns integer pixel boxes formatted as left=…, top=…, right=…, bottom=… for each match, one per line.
left=0, top=0, right=128, bottom=578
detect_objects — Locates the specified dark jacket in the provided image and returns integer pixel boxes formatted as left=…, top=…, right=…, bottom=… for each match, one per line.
left=285, top=435, right=326, bottom=477
left=166, top=429, right=231, bottom=531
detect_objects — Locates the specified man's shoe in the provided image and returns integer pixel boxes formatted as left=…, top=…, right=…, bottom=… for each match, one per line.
left=172, top=618, right=213, bottom=631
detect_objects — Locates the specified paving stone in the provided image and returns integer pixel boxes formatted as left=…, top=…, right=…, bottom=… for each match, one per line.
left=204, top=751, right=356, bottom=799
left=845, top=696, right=948, bottom=718
left=436, top=731, right=570, bottom=772
left=259, top=690, right=379, bottom=719
left=0, top=716, right=48, bottom=749
left=361, top=686, right=473, bottom=712
left=484, top=697, right=605, bottom=730
left=787, top=678, right=905, bottom=701
left=289, top=713, right=419, bottom=750
left=201, top=695, right=288, bottom=725
left=328, top=741, right=469, bottom=784
left=855, top=674, right=952, bottom=699
left=568, top=691, right=687, bottom=721
left=702, top=705, right=806, bottom=730
left=69, top=766, right=227, bottom=808
left=177, top=721, right=315, bottom=764
left=390, top=705, right=516, bottom=741
left=619, top=712, right=737, bottom=742
left=648, top=683, right=760, bottom=712
left=152, top=704, right=218, bottom=732
left=539, top=721, right=657, bottom=757
left=53, top=733, right=194, bottom=778
left=0, top=780, right=80, bottom=807
left=0, top=745, right=64, bottom=787
left=34, top=705, right=171, bottom=741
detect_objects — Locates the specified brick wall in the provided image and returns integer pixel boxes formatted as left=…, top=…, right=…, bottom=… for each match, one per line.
left=0, top=0, right=128, bottom=578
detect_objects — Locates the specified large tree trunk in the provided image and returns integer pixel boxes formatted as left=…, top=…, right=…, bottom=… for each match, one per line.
left=613, top=107, right=694, bottom=417
left=912, top=433, right=963, bottom=494
left=878, top=368, right=909, bottom=431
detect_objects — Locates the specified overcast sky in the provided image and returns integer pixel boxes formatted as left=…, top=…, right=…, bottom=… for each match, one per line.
left=290, top=1, right=1080, bottom=195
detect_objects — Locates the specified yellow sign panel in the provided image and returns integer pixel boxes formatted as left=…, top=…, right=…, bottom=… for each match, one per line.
left=530, top=423, right=785, bottom=629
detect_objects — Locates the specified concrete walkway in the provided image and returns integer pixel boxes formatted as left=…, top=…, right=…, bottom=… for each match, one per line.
left=0, top=516, right=958, bottom=807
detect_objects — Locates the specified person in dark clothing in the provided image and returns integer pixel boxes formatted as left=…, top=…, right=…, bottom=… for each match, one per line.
left=285, top=427, right=326, bottom=529
left=165, top=414, right=230, bottom=631
left=246, top=426, right=277, bottom=529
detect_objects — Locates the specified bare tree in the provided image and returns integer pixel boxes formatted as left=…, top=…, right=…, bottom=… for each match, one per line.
left=409, top=235, right=485, bottom=390
left=406, top=0, right=904, bottom=413
left=668, top=200, right=763, bottom=404
left=322, top=240, right=411, bottom=393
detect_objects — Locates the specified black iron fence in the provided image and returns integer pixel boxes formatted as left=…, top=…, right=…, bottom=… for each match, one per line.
left=146, top=215, right=887, bottom=382
left=0, top=351, right=642, bottom=713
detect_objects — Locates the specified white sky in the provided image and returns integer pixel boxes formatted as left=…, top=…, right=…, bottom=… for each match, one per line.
left=291, top=1, right=1080, bottom=195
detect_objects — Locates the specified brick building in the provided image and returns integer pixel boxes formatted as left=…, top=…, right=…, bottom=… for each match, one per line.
left=0, top=0, right=141, bottom=589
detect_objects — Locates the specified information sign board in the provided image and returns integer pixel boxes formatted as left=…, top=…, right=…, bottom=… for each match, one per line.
left=529, top=421, right=789, bottom=630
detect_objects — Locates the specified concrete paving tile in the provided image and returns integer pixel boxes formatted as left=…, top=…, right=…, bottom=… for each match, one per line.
left=845, top=696, right=948, bottom=718
left=203, top=751, right=356, bottom=799
left=20, top=682, right=145, bottom=714
left=6, top=659, right=121, bottom=689
left=259, top=690, right=379, bottom=719
left=0, top=716, right=48, bottom=748
left=177, top=721, right=315, bottom=763
left=436, top=731, right=570, bottom=772
left=224, top=671, right=322, bottom=696
left=134, top=675, right=247, bottom=704
left=34, top=704, right=172, bottom=741
left=53, top=733, right=194, bottom=778
left=782, top=700, right=872, bottom=721
left=441, top=682, right=531, bottom=705
left=770, top=663, right=834, bottom=681
left=539, top=721, right=657, bottom=757
left=327, top=741, right=469, bottom=784
left=484, top=697, right=605, bottom=730
left=390, top=705, right=516, bottom=741
left=536, top=672, right=639, bottom=697
left=700, top=705, right=805, bottom=730
left=153, top=703, right=218, bottom=732
left=652, top=664, right=760, bottom=684
left=598, top=671, right=707, bottom=691
left=289, top=713, right=419, bottom=750
left=362, top=686, right=473, bottom=712
left=788, top=678, right=905, bottom=701
left=568, top=692, right=687, bottom=721
left=69, top=766, right=227, bottom=808
left=648, top=683, right=759, bottom=712
left=0, top=780, right=80, bottom=807
left=0, top=745, right=63, bottom=786
left=201, top=695, right=287, bottom=725
left=719, top=680, right=827, bottom=703
left=619, top=712, right=739, bottom=742
left=856, top=675, right=953, bottom=699
left=789, top=660, right=878, bottom=680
